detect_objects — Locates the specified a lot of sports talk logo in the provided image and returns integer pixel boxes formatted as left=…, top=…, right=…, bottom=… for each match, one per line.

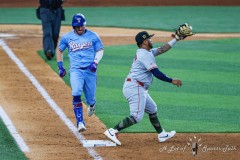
left=159, top=135, right=237, bottom=157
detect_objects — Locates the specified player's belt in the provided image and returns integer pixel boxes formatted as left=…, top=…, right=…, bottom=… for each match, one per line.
left=78, top=66, right=89, bottom=70
left=126, top=78, right=144, bottom=87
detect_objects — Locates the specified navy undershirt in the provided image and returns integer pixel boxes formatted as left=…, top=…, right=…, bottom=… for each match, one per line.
left=150, top=68, right=172, bottom=83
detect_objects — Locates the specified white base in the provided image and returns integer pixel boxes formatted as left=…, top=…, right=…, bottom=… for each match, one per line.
left=83, top=140, right=117, bottom=147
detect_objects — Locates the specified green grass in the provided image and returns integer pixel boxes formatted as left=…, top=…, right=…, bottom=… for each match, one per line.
left=0, top=118, right=28, bottom=160
left=1, top=6, right=239, bottom=159
left=0, top=6, right=240, bottom=32
left=39, top=38, right=240, bottom=133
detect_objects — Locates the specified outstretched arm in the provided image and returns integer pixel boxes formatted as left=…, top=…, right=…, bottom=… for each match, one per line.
left=154, top=38, right=177, bottom=56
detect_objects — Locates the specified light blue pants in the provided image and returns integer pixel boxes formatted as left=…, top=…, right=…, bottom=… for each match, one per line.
left=70, top=68, right=97, bottom=106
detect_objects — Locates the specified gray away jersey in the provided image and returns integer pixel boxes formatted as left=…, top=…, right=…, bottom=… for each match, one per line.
left=127, top=48, right=159, bottom=88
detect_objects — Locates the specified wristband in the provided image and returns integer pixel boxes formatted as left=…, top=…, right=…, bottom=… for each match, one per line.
left=167, top=39, right=177, bottom=47
left=57, top=61, right=63, bottom=68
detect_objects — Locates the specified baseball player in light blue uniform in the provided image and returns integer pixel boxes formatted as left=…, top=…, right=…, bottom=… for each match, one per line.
left=104, top=31, right=182, bottom=145
left=56, top=13, right=104, bottom=132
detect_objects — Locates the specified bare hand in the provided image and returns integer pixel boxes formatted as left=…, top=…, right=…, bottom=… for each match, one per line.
left=172, top=79, right=182, bottom=87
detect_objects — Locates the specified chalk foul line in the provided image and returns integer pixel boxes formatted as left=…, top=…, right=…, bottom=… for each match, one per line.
left=0, top=106, right=29, bottom=152
left=0, top=39, right=103, bottom=160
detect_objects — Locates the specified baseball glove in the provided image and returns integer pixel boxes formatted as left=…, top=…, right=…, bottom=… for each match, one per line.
left=174, top=23, right=194, bottom=40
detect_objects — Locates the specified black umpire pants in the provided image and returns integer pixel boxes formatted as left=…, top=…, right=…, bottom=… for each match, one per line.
left=39, top=7, right=62, bottom=55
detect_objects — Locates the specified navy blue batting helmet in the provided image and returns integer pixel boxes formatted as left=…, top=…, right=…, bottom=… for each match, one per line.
left=72, top=13, right=86, bottom=27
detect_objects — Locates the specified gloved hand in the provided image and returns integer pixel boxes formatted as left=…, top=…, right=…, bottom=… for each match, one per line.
left=174, top=23, right=194, bottom=41
left=89, top=62, right=97, bottom=72
left=57, top=61, right=66, bottom=78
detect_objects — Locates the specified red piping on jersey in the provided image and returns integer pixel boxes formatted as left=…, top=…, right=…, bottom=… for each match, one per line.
left=135, top=84, right=141, bottom=121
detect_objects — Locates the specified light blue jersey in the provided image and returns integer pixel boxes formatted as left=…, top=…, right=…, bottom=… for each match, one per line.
left=58, top=29, right=104, bottom=69
left=58, top=28, right=104, bottom=105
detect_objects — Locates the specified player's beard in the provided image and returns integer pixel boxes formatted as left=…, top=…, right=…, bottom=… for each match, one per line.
left=74, top=26, right=86, bottom=35
left=148, top=40, right=153, bottom=49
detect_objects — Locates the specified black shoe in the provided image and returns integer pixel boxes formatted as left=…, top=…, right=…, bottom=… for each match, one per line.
left=45, top=50, right=53, bottom=60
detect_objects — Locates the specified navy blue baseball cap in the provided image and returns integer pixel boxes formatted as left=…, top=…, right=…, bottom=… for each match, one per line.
left=72, top=13, right=86, bottom=27
left=135, top=31, right=154, bottom=44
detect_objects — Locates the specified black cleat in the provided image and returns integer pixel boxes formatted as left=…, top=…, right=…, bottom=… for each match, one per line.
left=45, top=50, right=53, bottom=60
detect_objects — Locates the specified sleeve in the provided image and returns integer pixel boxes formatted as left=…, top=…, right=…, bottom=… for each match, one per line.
left=93, top=33, right=104, bottom=52
left=151, top=48, right=159, bottom=56
left=58, top=36, right=68, bottom=52
left=138, top=52, right=158, bottom=71
left=150, top=68, right=172, bottom=83
left=94, top=50, right=104, bottom=64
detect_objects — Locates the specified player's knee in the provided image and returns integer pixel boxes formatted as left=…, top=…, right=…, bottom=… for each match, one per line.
left=133, top=114, right=144, bottom=123
left=147, top=106, right=157, bottom=115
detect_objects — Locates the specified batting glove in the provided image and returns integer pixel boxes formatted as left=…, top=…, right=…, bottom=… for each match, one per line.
left=89, top=62, right=97, bottom=72
left=57, top=61, right=66, bottom=78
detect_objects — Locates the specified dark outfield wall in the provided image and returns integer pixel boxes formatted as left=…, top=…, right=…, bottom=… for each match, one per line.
left=0, top=0, right=239, bottom=7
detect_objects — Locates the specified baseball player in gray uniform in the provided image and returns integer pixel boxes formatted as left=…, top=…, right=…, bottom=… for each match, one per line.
left=104, top=31, right=182, bottom=145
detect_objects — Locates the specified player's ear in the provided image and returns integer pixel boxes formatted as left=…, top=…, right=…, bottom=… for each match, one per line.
left=143, top=39, right=148, bottom=45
